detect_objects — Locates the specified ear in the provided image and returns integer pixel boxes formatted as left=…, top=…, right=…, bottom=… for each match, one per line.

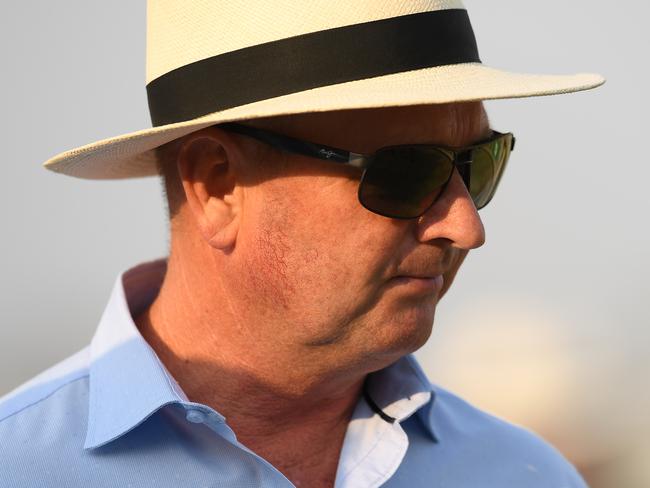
left=176, top=127, right=244, bottom=251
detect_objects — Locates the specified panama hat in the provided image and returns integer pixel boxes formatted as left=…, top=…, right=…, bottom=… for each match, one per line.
left=43, top=0, right=605, bottom=180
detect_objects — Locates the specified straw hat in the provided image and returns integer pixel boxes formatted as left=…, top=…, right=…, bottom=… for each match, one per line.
left=43, top=0, right=605, bottom=180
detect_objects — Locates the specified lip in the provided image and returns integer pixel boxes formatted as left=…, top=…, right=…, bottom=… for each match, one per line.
left=388, top=275, right=444, bottom=294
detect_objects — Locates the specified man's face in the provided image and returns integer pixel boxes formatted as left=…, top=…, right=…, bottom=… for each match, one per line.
left=215, top=102, right=490, bottom=370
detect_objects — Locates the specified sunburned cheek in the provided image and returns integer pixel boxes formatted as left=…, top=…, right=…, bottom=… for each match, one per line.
left=247, top=225, right=298, bottom=312
left=245, top=181, right=374, bottom=314
left=243, top=219, right=331, bottom=315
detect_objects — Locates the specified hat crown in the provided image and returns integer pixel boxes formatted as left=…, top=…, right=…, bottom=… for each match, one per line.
left=45, top=0, right=603, bottom=180
left=146, top=0, right=465, bottom=84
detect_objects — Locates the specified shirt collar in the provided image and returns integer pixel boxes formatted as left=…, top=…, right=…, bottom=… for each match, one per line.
left=84, top=257, right=440, bottom=449
left=364, top=353, right=440, bottom=443
left=84, top=257, right=188, bottom=449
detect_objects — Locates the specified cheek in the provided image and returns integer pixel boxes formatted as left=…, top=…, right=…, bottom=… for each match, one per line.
left=249, top=220, right=297, bottom=311
left=241, top=176, right=394, bottom=318
left=239, top=186, right=337, bottom=314
left=241, top=186, right=330, bottom=315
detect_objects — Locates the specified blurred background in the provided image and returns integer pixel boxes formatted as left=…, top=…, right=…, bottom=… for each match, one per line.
left=1, top=1, right=647, bottom=487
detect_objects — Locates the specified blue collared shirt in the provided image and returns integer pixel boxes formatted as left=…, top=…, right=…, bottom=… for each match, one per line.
left=0, top=258, right=588, bottom=487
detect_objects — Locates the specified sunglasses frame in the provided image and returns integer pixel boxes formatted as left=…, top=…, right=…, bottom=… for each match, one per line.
left=217, top=121, right=515, bottom=219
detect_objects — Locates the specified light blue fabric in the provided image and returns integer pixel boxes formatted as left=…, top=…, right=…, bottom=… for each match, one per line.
left=0, top=258, right=588, bottom=487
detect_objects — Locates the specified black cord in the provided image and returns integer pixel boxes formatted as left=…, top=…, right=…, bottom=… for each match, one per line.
left=362, top=375, right=396, bottom=424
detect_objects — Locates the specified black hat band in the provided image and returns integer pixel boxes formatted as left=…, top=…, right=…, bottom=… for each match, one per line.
left=146, top=9, right=481, bottom=127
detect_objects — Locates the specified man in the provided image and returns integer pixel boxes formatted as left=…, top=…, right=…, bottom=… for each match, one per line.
left=0, top=1, right=604, bottom=487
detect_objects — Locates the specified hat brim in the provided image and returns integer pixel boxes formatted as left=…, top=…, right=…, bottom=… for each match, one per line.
left=43, top=62, right=605, bottom=179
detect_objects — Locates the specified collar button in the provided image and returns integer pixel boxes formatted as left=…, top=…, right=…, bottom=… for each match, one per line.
left=185, top=409, right=207, bottom=424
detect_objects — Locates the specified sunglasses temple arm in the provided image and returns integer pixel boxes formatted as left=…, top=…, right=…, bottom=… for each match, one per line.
left=218, top=122, right=354, bottom=164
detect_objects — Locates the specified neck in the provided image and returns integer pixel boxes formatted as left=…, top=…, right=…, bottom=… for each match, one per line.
left=134, top=246, right=366, bottom=483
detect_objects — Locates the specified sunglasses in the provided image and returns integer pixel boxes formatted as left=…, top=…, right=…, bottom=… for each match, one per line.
left=217, top=121, right=515, bottom=220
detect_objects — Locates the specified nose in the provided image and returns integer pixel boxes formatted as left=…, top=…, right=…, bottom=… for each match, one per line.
left=415, top=168, right=486, bottom=249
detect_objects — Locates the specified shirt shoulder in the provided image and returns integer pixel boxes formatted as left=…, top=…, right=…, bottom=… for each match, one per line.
left=0, top=347, right=91, bottom=487
left=420, top=383, right=588, bottom=487
left=0, top=346, right=90, bottom=423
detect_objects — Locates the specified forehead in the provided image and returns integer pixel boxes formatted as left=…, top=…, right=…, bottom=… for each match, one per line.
left=246, top=102, right=491, bottom=152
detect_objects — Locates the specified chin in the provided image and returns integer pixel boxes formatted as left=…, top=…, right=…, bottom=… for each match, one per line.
left=399, top=316, right=436, bottom=353
left=370, top=304, right=437, bottom=362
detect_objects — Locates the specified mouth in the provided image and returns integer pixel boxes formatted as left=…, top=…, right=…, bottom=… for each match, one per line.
left=387, top=275, right=445, bottom=294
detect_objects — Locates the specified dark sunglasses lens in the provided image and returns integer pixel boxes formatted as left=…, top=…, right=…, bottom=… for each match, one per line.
left=470, top=135, right=512, bottom=209
left=359, top=146, right=453, bottom=218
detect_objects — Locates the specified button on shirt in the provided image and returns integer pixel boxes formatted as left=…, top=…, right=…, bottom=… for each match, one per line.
left=0, top=258, right=588, bottom=487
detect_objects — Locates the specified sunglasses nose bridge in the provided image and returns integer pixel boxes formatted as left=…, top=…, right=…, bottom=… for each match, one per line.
left=454, top=150, right=473, bottom=190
